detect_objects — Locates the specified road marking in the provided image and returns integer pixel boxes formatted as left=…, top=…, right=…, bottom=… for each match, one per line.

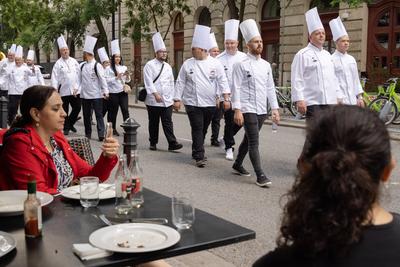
left=177, top=137, right=192, bottom=143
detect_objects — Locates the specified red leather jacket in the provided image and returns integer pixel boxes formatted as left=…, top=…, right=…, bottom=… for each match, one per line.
left=0, top=126, right=118, bottom=194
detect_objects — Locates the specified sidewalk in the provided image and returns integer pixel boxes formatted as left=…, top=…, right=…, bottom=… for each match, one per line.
left=128, top=96, right=400, bottom=141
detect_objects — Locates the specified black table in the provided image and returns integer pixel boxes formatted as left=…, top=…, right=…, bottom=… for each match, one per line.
left=0, top=188, right=255, bottom=267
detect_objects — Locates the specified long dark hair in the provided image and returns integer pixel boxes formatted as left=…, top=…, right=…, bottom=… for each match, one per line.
left=278, top=105, right=391, bottom=258
left=111, top=54, right=123, bottom=77
left=11, top=85, right=57, bottom=128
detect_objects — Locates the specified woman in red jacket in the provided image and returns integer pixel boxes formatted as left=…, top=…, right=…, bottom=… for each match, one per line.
left=0, top=85, right=119, bottom=194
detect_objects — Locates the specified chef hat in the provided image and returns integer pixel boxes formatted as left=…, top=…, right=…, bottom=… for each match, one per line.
left=111, top=39, right=120, bottom=56
left=208, top=33, right=218, bottom=50
left=225, top=19, right=240, bottom=41
left=15, top=46, right=23, bottom=58
left=8, top=44, right=16, bottom=54
left=152, top=32, right=166, bottom=52
left=97, top=47, right=109, bottom=63
left=305, top=7, right=324, bottom=35
left=191, top=25, right=211, bottom=50
left=240, top=19, right=261, bottom=44
left=27, top=50, right=35, bottom=61
left=83, top=35, right=97, bottom=55
left=57, top=35, right=68, bottom=50
left=329, top=16, right=348, bottom=41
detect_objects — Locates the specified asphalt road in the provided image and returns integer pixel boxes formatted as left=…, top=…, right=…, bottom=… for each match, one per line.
left=67, top=106, right=400, bottom=267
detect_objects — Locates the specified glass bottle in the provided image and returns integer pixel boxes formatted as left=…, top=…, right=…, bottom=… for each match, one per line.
left=24, top=179, right=42, bottom=238
left=129, top=150, right=144, bottom=208
left=114, top=154, right=133, bottom=215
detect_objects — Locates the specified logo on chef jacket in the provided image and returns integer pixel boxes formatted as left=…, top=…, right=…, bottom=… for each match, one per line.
left=245, top=70, right=252, bottom=78
left=209, top=69, right=216, bottom=81
left=311, top=57, right=317, bottom=63
left=189, top=68, right=194, bottom=74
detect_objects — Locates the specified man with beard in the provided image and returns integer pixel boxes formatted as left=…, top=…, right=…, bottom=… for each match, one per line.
left=231, top=19, right=280, bottom=187
left=291, top=7, right=342, bottom=118
left=174, top=25, right=230, bottom=168
left=143, top=32, right=182, bottom=151
left=51, top=35, right=81, bottom=135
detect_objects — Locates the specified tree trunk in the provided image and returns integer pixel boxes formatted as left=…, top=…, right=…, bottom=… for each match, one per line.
left=238, top=0, right=246, bottom=51
left=94, top=16, right=109, bottom=54
left=226, top=0, right=239, bottom=19
left=34, top=42, right=40, bottom=65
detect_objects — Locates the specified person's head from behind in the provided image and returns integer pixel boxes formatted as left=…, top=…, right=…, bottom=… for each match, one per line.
left=279, top=105, right=394, bottom=257
left=12, top=86, right=66, bottom=134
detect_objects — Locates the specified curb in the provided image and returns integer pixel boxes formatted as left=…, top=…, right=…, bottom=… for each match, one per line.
left=129, top=103, right=400, bottom=141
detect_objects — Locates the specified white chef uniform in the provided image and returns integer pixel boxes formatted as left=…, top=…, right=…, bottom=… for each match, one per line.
left=174, top=56, right=230, bottom=107
left=51, top=57, right=81, bottom=96
left=143, top=59, right=174, bottom=107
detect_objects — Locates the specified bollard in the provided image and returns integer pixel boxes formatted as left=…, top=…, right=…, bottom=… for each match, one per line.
left=121, top=117, right=141, bottom=163
left=0, top=96, right=8, bottom=129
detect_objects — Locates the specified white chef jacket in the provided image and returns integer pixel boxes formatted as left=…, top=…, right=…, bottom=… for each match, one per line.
left=291, top=43, right=342, bottom=105
left=79, top=59, right=108, bottom=99
left=332, top=50, right=363, bottom=105
left=51, top=57, right=80, bottom=97
left=7, top=64, right=30, bottom=95
left=143, top=58, right=174, bottom=107
left=217, top=50, right=247, bottom=92
left=231, top=53, right=279, bottom=115
left=0, top=59, right=15, bottom=91
left=105, top=64, right=129, bottom=94
left=174, top=56, right=230, bottom=107
left=27, top=65, right=45, bottom=87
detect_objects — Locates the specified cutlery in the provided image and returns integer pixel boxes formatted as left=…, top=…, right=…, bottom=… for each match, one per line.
left=98, top=214, right=168, bottom=225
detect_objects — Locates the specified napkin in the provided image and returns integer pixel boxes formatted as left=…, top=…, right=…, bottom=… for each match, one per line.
left=72, top=243, right=112, bottom=261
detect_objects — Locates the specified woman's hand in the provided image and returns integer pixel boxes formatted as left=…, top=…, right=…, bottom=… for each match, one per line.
left=101, top=137, right=120, bottom=158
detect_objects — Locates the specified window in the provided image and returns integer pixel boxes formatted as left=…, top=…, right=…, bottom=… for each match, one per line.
left=262, top=0, right=280, bottom=20
left=198, top=8, right=211, bottom=27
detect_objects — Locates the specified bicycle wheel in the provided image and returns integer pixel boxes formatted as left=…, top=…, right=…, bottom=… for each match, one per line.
left=392, top=112, right=400, bottom=125
left=368, top=97, right=398, bottom=125
left=289, top=101, right=299, bottom=117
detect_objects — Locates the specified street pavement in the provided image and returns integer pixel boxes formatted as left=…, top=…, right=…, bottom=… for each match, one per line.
left=65, top=100, right=400, bottom=267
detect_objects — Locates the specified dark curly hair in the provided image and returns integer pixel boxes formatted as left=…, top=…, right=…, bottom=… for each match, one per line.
left=278, top=105, right=391, bottom=258
left=11, top=85, right=57, bottom=128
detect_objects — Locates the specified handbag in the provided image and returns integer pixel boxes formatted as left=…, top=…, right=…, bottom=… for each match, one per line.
left=138, top=63, right=165, bottom=102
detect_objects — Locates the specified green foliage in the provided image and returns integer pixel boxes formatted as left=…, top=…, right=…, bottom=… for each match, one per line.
left=123, top=0, right=190, bottom=43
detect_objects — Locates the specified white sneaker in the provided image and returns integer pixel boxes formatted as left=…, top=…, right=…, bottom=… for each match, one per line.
left=225, top=148, right=234, bottom=161
left=218, top=137, right=225, bottom=150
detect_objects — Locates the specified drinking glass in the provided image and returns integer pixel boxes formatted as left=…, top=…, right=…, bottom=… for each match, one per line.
left=171, top=192, right=195, bottom=229
left=80, top=176, right=99, bottom=208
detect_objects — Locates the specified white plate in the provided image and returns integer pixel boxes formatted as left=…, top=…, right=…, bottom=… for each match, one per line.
left=89, top=223, right=181, bottom=253
left=61, top=184, right=115, bottom=200
left=0, top=190, right=53, bottom=216
left=0, top=231, right=16, bottom=258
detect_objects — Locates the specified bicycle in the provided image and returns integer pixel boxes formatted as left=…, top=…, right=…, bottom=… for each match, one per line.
left=368, top=78, right=400, bottom=125
left=360, top=78, right=386, bottom=106
left=267, top=87, right=302, bottom=118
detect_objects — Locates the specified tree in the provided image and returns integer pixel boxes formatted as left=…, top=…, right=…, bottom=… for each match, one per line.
left=123, top=0, right=191, bottom=42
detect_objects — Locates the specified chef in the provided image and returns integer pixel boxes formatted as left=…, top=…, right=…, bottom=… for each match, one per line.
left=330, top=16, right=364, bottom=106
left=291, top=7, right=342, bottom=118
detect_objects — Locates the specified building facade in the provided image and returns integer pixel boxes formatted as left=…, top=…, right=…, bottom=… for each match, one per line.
left=42, top=0, right=400, bottom=88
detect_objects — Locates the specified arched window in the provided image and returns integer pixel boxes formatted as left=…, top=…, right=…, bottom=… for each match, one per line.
left=173, top=13, right=184, bottom=77
left=309, top=0, right=339, bottom=53
left=198, top=8, right=211, bottom=27
left=262, top=0, right=280, bottom=20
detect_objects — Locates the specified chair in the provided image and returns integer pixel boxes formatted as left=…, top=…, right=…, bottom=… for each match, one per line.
left=67, top=137, right=95, bottom=166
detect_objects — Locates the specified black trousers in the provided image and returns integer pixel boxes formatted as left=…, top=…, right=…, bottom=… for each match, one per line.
left=107, top=92, right=130, bottom=129
left=146, top=105, right=177, bottom=146
left=81, top=98, right=105, bottom=139
left=0, top=90, right=7, bottom=98
left=235, top=113, right=267, bottom=176
left=62, top=95, right=81, bottom=131
left=211, top=102, right=224, bottom=142
left=185, top=105, right=216, bottom=160
left=223, top=108, right=242, bottom=150
left=8, top=95, right=21, bottom=125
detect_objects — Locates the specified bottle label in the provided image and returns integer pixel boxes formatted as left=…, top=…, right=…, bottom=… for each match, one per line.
left=132, top=177, right=141, bottom=193
left=121, top=181, right=132, bottom=199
